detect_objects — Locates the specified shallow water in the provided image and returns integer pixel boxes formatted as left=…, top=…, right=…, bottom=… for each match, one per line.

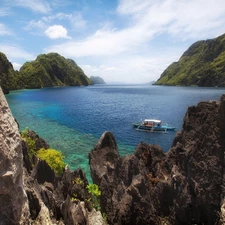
left=6, top=85, right=225, bottom=180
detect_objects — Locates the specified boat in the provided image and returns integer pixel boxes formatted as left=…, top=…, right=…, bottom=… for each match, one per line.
left=133, top=119, right=175, bottom=132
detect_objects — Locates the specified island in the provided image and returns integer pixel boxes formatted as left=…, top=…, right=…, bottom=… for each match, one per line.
left=0, top=52, right=92, bottom=94
left=90, top=76, right=106, bottom=84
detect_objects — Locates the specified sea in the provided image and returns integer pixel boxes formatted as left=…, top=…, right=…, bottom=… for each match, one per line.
left=6, top=84, right=225, bottom=180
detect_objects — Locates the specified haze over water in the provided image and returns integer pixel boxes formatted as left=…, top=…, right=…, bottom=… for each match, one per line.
left=6, top=85, right=225, bottom=179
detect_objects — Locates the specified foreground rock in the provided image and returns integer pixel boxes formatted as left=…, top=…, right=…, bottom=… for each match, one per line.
left=0, top=88, right=30, bottom=224
left=0, top=87, right=105, bottom=225
left=89, top=95, right=225, bottom=225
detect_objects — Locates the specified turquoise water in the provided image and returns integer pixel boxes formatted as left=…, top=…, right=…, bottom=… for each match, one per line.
left=6, top=85, right=225, bottom=180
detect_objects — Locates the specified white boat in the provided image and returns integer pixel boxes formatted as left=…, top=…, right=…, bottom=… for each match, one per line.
left=133, top=119, right=175, bottom=132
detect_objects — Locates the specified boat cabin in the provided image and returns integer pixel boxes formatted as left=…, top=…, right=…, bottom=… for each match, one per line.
left=143, top=119, right=161, bottom=127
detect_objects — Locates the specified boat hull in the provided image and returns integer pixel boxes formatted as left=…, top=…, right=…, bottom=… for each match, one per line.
left=133, top=123, right=176, bottom=131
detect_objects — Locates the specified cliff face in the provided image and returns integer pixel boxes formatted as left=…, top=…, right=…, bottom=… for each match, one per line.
left=89, top=95, right=225, bottom=225
left=0, top=87, right=29, bottom=224
left=155, top=33, right=225, bottom=86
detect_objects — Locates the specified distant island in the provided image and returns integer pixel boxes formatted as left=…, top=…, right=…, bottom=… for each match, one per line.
left=155, top=33, right=225, bottom=87
left=90, top=76, right=106, bottom=84
left=0, top=52, right=92, bottom=94
left=148, top=80, right=155, bottom=85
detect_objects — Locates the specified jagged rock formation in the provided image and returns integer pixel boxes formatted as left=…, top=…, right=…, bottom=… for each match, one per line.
left=89, top=94, right=225, bottom=225
left=155, top=33, right=225, bottom=86
left=0, top=87, right=30, bottom=224
left=0, top=87, right=105, bottom=224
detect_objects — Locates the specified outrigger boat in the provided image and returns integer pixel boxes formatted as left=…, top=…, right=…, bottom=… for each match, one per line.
left=133, top=119, right=175, bottom=132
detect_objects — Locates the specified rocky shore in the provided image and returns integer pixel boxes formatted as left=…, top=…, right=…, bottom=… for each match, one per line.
left=0, top=86, right=225, bottom=224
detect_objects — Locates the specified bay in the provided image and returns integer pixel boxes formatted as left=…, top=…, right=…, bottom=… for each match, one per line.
left=6, top=85, right=225, bottom=180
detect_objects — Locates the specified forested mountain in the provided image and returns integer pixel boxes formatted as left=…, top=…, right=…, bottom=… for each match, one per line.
left=0, top=52, right=22, bottom=94
left=0, top=52, right=92, bottom=93
left=155, top=33, right=225, bottom=87
left=19, top=53, right=92, bottom=88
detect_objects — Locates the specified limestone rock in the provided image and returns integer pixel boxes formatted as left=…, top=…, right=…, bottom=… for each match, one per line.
left=89, top=132, right=160, bottom=224
left=0, top=87, right=30, bottom=224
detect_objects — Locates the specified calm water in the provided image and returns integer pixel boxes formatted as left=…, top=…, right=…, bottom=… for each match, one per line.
left=6, top=85, right=225, bottom=179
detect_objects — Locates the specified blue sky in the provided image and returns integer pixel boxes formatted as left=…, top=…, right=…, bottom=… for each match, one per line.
left=1, top=0, right=225, bottom=83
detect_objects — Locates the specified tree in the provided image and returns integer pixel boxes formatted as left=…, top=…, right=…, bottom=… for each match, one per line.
left=37, top=148, right=66, bottom=175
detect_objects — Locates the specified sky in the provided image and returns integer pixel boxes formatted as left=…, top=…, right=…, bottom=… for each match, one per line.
left=1, top=0, right=225, bottom=84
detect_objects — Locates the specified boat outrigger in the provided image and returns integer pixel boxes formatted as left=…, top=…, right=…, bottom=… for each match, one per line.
left=133, top=119, right=176, bottom=132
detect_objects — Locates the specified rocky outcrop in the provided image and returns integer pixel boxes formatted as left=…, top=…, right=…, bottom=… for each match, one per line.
left=22, top=134, right=105, bottom=224
left=89, top=95, right=225, bottom=225
left=0, top=87, right=30, bottom=224
left=0, top=87, right=105, bottom=224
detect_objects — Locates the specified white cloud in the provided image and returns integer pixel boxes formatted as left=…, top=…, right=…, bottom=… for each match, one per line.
left=13, top=0, right=51, bottom=14
left=45, top=24, right=154, bottom=57
left=117, top=0, right=225, bottom=39
left=42, top=12, right=86, bottom=29
left=12, top=62, right=22, bottom=70
left=0, top=7, right=11, bottom=16
left=25, top=12, right=86, bottom=36
left=0, top=45, right=35, bottom=61
left=45, top=0, right=225, bottom=59
left=0, top=23, right=12, bottom=36
left=25, top=20, right=46, bottom=30
left=44, top=25, right=71, bottom=39
left=80, top=50, right=181, bottom=84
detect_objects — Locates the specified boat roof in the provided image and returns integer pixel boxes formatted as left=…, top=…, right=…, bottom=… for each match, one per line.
left=144, top=119, right=161, bottom=123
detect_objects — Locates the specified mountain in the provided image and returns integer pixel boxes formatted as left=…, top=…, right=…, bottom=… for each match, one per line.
left=0, top=52, right=92, bottom=93
left=155, top=33, right=225, bottom=87
left=19, top=53, right=92, bottom=89
left=90, top=76, right=106, bottom=84
left=0, top=52, right=22, bottom=94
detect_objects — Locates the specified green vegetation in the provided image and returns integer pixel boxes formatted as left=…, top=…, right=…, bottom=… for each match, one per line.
left=71, top=194, right=78, bottom=202
left=37, top=148, right=66, bottom=175
left=0, top=52, right=22, bottom=93
left=72, top=177, right=83, bottom=185
left=21, top=127, right=37, bottom=159
left=0, top=52, right=92, bottom=93
left=21, top=127, right=66, bottom=175
left=87, top=183, right=101, bottom=210
left=19, top=53, right=92, bottom=88
left=155, top=33, right=225, bottom=87
left=90, top=76, right=106, bottom=84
